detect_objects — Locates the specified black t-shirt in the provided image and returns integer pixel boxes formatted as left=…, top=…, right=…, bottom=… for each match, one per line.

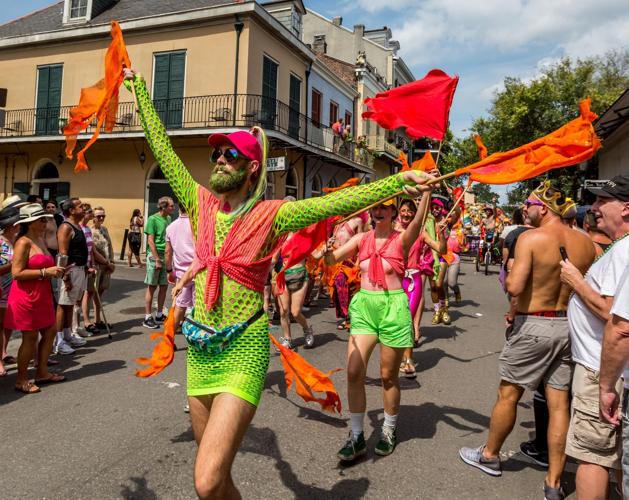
left=504, top=226, right=532, bottom=268
left=54, top=213, right=64, bottom=227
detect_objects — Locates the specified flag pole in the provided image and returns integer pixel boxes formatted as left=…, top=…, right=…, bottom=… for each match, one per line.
left=334, top=169, right=457, bottom=226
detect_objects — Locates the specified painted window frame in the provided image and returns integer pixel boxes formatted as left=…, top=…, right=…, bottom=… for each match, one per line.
left=329, top=101, right=339, bottom=127
left=311, top=88, right=322, bottom=127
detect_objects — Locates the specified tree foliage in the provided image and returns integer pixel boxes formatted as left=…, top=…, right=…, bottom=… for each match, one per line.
left=441, top=50, right=629, bottom=204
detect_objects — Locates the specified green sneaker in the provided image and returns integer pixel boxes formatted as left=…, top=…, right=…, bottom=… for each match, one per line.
left=337, top=432, right=366, bottom=462
left=375, top=427, right=396, bottom=456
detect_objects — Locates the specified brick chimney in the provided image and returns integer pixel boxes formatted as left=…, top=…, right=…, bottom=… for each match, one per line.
left=332, top=16, right=343, bottom=26
left=354, top=24, right=365, bottom=37
left=312, top=34, right=327, bottom=54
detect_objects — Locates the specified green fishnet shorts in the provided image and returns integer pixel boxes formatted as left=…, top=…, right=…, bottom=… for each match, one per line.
left=186, top=313, right=269, bottom=406
left=349, top=289, right=413, bottom=348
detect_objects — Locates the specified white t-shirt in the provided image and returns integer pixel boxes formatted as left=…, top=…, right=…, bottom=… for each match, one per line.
left=611, top=268, right=629, bottom=387
left=568, top=237, right=629, bottom=371
left=500, top=225, right=519, bottom=240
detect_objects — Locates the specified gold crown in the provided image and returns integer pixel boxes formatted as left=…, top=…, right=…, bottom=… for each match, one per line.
left=532, top=181, right=575, bottom=217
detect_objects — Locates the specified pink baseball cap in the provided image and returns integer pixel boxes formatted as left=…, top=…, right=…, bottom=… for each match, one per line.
left=208, top=131, right=262, bottom=163
left=431, top=198, right=445, bottom=208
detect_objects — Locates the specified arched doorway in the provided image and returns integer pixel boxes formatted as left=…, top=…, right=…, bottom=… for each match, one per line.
left=30, top=160, right=70, bottom=203
left=145, top=163, right=179, bottom=220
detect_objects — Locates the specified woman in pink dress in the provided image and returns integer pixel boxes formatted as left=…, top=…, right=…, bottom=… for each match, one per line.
left=5, top=203, right=64, bottom=394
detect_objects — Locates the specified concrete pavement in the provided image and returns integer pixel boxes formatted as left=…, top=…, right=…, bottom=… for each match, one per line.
left=0, top=261, right=594, bottom=499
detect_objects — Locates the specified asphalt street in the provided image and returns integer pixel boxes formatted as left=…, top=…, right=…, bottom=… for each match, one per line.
left=0, top=261, right=611, bottom=499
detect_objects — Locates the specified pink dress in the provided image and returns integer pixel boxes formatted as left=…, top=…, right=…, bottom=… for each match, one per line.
left=4, top=254, right=56, bottom=331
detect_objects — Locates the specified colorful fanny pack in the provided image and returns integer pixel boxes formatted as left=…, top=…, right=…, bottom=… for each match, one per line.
left=182, top=309, right=265, bottom=355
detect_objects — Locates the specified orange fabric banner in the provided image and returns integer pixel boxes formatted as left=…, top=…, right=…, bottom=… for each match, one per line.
left=474, top=135, right=488, bottom=159
left=135, top=309, right=176, bottom=377
left=398, top=151, right=436, bottom=172
left=64, top=21, right=131, bottom=172
left=455, top=99, right=601, bottom=185
left=269, top=334, right=342, bottom=413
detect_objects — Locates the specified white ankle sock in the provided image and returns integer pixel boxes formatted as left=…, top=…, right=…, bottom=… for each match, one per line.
left=145, top=314, right=152, bottom=321
left=383, top=411, right=398, bottom=431
left=350, top=412, right=365, bottom=440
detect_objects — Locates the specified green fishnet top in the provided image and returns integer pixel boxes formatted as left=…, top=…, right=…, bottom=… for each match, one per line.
left=131, top=76, right=410, bottom=405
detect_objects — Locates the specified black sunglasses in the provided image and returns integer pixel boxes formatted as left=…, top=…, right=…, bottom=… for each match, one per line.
left=95, top=215, right=106, bottom=219
left=210, top=148, right=240, bottom=164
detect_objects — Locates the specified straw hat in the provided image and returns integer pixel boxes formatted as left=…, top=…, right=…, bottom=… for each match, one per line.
left=1, top=195, right=28, bottom=210
left=14, top=203, right=54, bottom=225
left=0, top=207, right=20, bottom=230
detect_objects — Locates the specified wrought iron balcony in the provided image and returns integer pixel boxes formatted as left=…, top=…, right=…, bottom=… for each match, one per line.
left=0, top=94, right=367, bottom=167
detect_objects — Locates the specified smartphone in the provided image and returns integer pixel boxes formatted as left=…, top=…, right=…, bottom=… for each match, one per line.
left=559, top=246, right=569, bottom=261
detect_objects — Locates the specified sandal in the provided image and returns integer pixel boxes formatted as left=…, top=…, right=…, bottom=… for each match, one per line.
left=2, top=355, right=17, bottom=365
left=85, top=324, right=100, bottom=334
left=337, top=320, right=348, bottom=331
left=34, top=373, right=66, bottom=385
left=15, top=381, right=41, bottom=394
left=403, top=361, right=417, bottom=379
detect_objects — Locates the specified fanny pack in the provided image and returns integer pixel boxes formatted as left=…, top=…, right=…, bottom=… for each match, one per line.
left=285, top=267, right=308, bottom=292
left=182, top=309, right=265, bottom=355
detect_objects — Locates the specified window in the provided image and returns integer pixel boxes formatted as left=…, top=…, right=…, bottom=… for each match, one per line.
left=344, top=111, right=352, bottom=129
left=70, top=0, right=88, bottom=19
left=329, top=101, right=339, bottom=127
left=262, top=56, right=278, bottom=128
left=153, top=51, right=186, bottom=128
left=285, top=168, right=298, bottom=198
left=288, top=74, right=301, bottom=138
left=311, top=174, right=322, bottom=196
left=291, top=8, right=302, bottom=37
left=35, top=65, right=63, bottom=135
left=311, top=89, right=322, bottom=126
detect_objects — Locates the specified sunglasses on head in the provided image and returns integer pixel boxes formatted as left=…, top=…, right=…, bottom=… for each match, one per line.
left=210, top=148, right=240, bottom=164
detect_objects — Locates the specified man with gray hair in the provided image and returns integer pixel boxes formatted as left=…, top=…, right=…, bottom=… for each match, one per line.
left=143, top=196, right=174, bottom=329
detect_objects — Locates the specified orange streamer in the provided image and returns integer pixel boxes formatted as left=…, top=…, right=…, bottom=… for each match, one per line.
left=64, top=21, right=131, bottom=172
left=474, top=135, right=488, bottom=159
left=455, top=99, right=601, bottom=185
left=322, top=177, right=360, bottom=194
left=135, top=309, right=175, bottom=377
left=410, top=151, right=437, bottom=172
left=269, top=334, right=342, bottom=413
left=397, top=151, right=410, bottom=171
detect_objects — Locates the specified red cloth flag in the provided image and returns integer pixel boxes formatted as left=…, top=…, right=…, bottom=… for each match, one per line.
left=455, top=99, right=601, bottom=185
left=362, top=69, right=459, bottom=141
left=275, top=219, right=329, bottom=296
left=64, top=21, right=131, bottom=172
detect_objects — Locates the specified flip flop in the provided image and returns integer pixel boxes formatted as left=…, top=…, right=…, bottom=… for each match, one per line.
left=2, top=355, right=17, bottom=365
left=34, top=373, right=66, bottom=385
left=15, top=381, right=41, bottom=394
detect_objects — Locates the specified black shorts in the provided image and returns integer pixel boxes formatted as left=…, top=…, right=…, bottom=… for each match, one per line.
left=128, top=232, right=141, bottom=256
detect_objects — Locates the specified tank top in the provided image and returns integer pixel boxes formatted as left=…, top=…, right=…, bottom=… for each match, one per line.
left=358, top=230, right=405, bottom=288
left=63, top=221, right=88, bottom=266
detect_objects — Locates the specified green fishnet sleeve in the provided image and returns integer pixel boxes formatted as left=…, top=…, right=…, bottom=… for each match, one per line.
left=273, top=173, right=408, bottom=234
left=130, top=77, right=199, bottom=224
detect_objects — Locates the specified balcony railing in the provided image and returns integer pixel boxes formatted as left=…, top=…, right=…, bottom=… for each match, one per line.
left=0, top=94, right=367, bottom=167
left=367, top=135, right=403, bottom=159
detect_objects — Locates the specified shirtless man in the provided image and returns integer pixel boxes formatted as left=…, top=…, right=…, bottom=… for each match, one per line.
left=459, top=181, right=595, bottom=500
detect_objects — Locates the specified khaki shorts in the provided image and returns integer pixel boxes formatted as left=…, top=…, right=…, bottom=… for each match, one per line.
left=58, top=266, right=88, bottom=306
left=565, top=363, right=623, bottom=469
left=498, top=315, right=573, bottom=391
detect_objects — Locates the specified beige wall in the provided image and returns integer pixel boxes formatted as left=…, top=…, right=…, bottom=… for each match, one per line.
left=0, top=23, right=250, bottom=110
left=599, top=121, right=629, bottom=180
left=246, top=19, right=308, bottom=112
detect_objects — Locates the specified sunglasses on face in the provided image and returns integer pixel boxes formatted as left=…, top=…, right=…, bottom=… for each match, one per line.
left=95, top=215, right=106, bottom=219
left=210, top=148, right=240, bottom=164
left=525, top=199, right=544, bottom=208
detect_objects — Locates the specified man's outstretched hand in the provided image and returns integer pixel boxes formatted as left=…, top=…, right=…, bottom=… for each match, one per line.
left=401, top=170, right=436, bottom=198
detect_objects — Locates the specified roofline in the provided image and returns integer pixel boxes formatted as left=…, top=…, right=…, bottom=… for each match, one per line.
left=312, top=58, right=358, bottom=99
left=594, top=87, right=629, bottom=139
left=0, top=0, right=63, bottom=30
left=262, top=0, right=306, bottom=15
left=304, top=8, right=395, bottom=54
left=394, top=56, right=415, bottom=82
left=0, top=1, right=315, bottom=61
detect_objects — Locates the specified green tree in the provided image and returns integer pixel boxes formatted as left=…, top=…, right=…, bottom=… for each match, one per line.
left=443, top=50, right=629, bottom=201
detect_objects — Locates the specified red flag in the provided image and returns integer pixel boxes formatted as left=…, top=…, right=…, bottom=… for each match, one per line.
left=64, top=21, right=131, bottom=172
left=362, top=69, right=458, bottom=141
left=275, top=219, right=329, bottom=296
left=455, top=99, right=601, bottom=185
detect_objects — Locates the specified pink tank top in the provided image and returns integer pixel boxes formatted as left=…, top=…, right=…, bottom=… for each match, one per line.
left=358, top=230, right=405, bottom=289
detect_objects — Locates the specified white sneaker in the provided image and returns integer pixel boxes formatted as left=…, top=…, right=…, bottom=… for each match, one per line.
left=56, top=340, right=75, bottom=355
left=68, top=334, right=87, bottom=347
left=279, top=336, right=293, bottom=350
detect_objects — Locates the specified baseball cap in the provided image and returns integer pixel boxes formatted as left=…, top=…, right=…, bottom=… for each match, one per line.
left=587, top=175, right=629, bottom=202
left=208, top=131, right=262, bottom=163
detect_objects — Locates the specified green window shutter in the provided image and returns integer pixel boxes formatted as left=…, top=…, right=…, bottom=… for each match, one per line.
left=36, top=65, right=63, bottom=135
left=262, top=57, right=278, bottom=128
left=153, top=52, right=185, bottom=128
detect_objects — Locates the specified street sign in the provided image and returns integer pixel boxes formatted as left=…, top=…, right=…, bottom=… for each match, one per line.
left=267, top=156, right=287, bottom=172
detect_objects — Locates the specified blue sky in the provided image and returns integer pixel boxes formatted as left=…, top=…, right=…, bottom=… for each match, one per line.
left=3, top=0, right=628, bottom=200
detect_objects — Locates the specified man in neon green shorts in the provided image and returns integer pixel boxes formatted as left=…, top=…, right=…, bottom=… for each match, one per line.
left=124, top=68, right=434, bottom=498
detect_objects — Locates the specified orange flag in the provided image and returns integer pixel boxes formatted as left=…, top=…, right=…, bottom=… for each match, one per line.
left=64, top=21, right=131, bottom=172
left=135, top=309, right=176, bottom=377
left=322, top=177, right=360, bottom=193
left=410, top=151, right=437, bottom=172
left=455, top=99, right=601, bottom=184
left=397, top=151, right=410, bottom=171
left=474, top=135, right=488, bottom=159
left=269, top=334, right=342, bottom=413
